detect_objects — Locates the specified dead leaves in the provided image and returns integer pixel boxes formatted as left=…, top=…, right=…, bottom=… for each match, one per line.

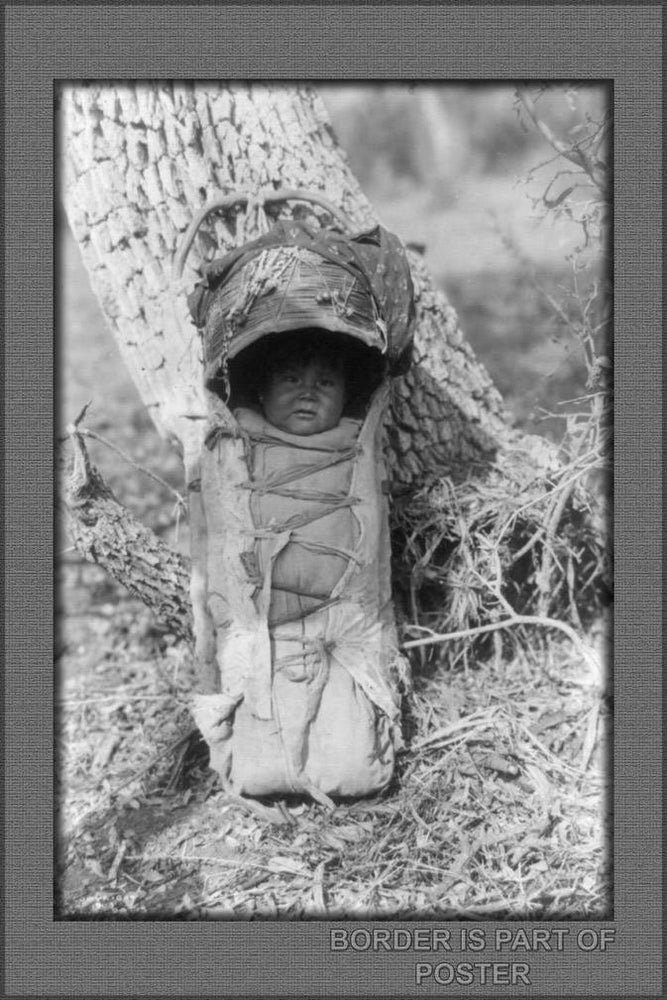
left=91, top=733, right=121, bottom=772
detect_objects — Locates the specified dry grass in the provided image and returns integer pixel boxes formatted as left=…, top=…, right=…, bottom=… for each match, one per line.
left=391, top=425, right=609, bottom=678
left=55, top=559, right=610, bottom=921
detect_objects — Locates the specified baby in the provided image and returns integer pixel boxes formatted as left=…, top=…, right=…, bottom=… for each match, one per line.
left=229, top=329, right=364, bottom=630
left=259, top=352, right=345, bottom=436
left=245, top=329, right=363, bottom=437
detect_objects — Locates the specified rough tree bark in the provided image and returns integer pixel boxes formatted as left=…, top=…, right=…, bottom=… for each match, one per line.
left=59, top=82, right=554, bottom=658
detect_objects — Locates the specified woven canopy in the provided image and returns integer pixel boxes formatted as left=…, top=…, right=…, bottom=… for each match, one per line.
left=188, top=220, right=416, bottom=386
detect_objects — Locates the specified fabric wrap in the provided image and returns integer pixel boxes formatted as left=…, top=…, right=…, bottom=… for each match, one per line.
left=192, top=382, right=408, bottom=801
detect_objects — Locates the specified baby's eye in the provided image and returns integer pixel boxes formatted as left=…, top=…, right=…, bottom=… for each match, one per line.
left=318, top=377, right=335, bottom=388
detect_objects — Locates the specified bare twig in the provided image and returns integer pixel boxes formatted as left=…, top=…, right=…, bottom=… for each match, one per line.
left=69, top=424, right=186, bottom=513
left=401, top=613, right=599, bottom=673
left=57, top=694, right=183, bottom=706
left=108, top=730, right=197, bottom=796
left=516, top=87, right=608, bottom=195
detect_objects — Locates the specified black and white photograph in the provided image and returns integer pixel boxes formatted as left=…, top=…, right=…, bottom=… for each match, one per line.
left=55, top=80, right=613, bottom=923
left=4, top=4, right=663, bottom=997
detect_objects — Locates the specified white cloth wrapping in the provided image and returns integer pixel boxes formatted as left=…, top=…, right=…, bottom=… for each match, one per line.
left=192, top=381, right=408, bottom=798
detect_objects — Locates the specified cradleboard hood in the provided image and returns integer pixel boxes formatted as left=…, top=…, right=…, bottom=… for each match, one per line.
left=188, top=217, right=415, bottom=388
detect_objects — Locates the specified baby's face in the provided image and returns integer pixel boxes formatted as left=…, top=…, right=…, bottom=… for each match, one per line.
left=260, top=358, right=346, bottom=435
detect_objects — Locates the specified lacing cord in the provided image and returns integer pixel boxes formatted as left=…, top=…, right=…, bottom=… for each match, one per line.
left=246, top=432, right=359, bottom=602
left=269, top=594, right=342, bottom=628
left=242, top=428, right=360, bottom=803
left=287, top=536, right=363, bottom=566
left=244, top=430, right=359, bottom=454
left=247, top=496, right=360, bottom=537
left=272, top=635, right=335, bottom=670
left=248, top=438, right=361, bottom=629
left=271, top=583, right=332, bottom=600
left=248, top=484, right=354, bottom=503
left=240, top=444, right=360, bottom=492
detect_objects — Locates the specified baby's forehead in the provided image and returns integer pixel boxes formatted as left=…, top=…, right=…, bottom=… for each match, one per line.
left=270, top=351, right=344, bottom=374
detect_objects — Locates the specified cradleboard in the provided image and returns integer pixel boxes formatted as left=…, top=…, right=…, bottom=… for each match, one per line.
left=178, top=191, right=415, bottom=805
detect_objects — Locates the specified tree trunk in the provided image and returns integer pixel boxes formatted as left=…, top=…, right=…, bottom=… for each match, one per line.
left=59, top=82, right=577, bottom=668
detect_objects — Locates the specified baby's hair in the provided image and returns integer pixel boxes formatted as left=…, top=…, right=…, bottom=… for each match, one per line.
left=227, top=328, right=387, bottom=416
left=257, top=330, right=347, bottom=396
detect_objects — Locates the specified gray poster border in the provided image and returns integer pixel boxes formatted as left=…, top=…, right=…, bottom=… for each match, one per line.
left=3, top=3, right=663, bottom=997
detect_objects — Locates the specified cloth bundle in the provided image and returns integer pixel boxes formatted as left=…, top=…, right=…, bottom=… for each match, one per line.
left=192, top=385, right=407, bottom=803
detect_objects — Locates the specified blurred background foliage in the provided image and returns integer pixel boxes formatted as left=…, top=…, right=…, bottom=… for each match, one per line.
left=320, top=83, right=610, bottom=440
left=321, top=83, right=607, bottom=203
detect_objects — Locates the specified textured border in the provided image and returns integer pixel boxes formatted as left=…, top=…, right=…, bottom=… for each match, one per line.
left=4, top=4, right=662, bottom=997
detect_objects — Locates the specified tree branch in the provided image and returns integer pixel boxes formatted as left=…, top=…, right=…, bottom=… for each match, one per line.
left=516, top=86, right=608, bottom=195
left=62, top=427, right=194, bottom=643
left=401, top=613, right=600, bottom=673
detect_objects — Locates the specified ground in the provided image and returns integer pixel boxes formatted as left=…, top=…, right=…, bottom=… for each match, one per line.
left=56, top=172, right=611, bottom=920
left=56, top=558, right=610, bottom=919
